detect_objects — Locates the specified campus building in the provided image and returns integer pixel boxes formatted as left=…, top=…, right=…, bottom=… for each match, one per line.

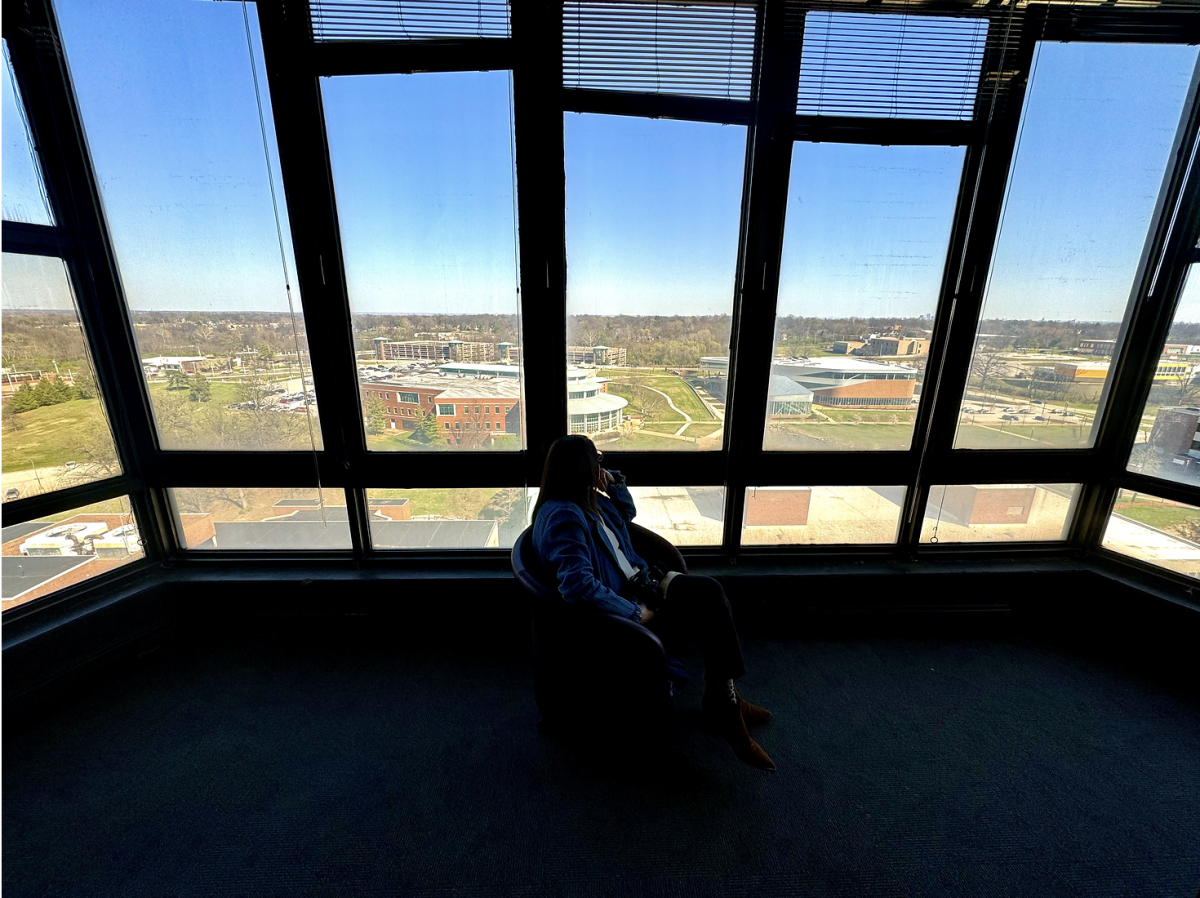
left=772, top=358, right=919, bottom=408
left=373, top=338, right=497, bottom=363
left=862, top=336, right=929, bottom=357
left=566, top=345, right=628, bottom=366
left=140, top=356, right=206, bottom=376
left=1078, top=338, right=1118, bottom=355
left=360, top=366, right=626, bottom=442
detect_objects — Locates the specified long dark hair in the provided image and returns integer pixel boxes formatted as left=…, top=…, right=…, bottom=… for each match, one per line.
left=532, top=435, right=600, bottom=523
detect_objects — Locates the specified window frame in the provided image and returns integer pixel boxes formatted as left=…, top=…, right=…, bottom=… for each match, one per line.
left=4, top=0, right=1200, bottom=613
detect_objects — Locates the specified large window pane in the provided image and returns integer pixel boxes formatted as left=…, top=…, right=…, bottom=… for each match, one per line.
left=2, top=40, right=53, bottom=225
left=56, top=0, right=322, bottom=451
left=170, top=488, right=352, bottom=551
left=367, top=488, right=533, bottom=549
left=920, top=483, right=1078, bottom=543
left=627, top=486, right=725, bottom=546
left=2, top=496, right=142, bottom=610
left=955, top=42, right=1198, bottom=450
left=565, top=114, right=744, bottom=451
left=1102, top=489, right=1200, bottom=579
left=322, top=71, right=522, bottom=452
left=740, top=486, right=904, bottom=546
left=763, top=144, right=963, bottom=452
left=2, top=253, right=121, bottom=502
left=1127, top=266, right=1200, bottom=486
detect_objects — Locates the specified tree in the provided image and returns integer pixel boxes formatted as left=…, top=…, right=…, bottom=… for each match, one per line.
left=411, top=409, right=443, bottom=444
left=2, top=401, right=23, bottom=431
left=188, top=374, right=211, bottom=403
left=364, top=394, right=387, bottom=434
left=166, top=371, right=191, bottom=391
left=8, top=383, right=39, bottom=413
left=257, top=343, right=275, bottom=365
left=72, top=368, right=98, bottom=400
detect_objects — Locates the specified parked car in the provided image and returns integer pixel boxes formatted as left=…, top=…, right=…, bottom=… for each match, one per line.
left=5, top=488, right=19, bottom=500
left=1000, top=414, right=1020, bottom=421
left=63, top=461, right=77, bottom=471
left=1002, top=407, right=1016, bottom=413
left=1018, top=408, right=1031, bottom=414
left=1034, top=415, right=1048, bottom=421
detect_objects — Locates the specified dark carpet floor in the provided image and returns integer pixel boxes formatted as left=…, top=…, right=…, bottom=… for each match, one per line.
left=4, top=626, right=1199, bottom=897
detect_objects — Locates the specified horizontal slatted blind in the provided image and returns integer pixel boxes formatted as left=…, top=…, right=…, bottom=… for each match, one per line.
left=309, top=0, right=511, bottom=41
left=797, top=11, right=989, bottom=120
left=563, top=0, right=758, bottom=100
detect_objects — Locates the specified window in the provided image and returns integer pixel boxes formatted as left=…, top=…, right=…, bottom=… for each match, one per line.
left=170, top=488, right=352, bottom=551
left=797, top=13, right=988, bottom=121
left=764, top=144, right=964, bottom=452
left=398, top=391, right=419, bottom=404
left=921, top=484, right=1079, bottom=543
left=2, top=496, right=142, bottom=610
left=437, top=404, right=454, bottom=417
left=627, top=487, right=725, bottom=547
left=565, top=115, right=744, bottom=451
left=322, top=71, right=522, bottom=452
left=366, top=488, right=533, bottom=549
left=55, top=0, right=322, bottom=452
left=955, top=42, right=1199, bottom=450
left=2, top=40, right=53, bottom=225
left=1127, top=266, right=1200, bottom=486
left=1102, top=489, right=1200, bottom=579
left=2, top=253, right=122, bottom=502
left=741, top=487, right=905, bottom=546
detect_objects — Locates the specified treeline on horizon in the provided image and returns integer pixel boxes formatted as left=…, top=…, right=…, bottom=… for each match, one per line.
left=9, top=309, right=1200, bottom=371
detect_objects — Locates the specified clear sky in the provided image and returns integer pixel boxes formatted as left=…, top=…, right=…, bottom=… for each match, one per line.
left=2, top=43, right=54, bottom=226
left=322, top=71, right=519, bottom=317
left=5, top=1, right=1200, bottom=328
left=566, top=114, right=746, bottom=317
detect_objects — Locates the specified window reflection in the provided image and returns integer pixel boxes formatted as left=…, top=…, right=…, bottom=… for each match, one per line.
left=171, top=488, right=352, bottom=551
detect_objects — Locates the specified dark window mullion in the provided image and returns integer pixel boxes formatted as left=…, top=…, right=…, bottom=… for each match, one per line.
left=513, top=0, right=567, bottom=483
left=4, top=0, right=165, bottom=559
left=901, top=14, right=1039, bottom=550
left=720, top=0, right=804, bottom=555
left=1074, top=56, right=1200, bottom=549
left=256, top=0, right=370, bottom=561
left=312, top=37, right=513, bottom=76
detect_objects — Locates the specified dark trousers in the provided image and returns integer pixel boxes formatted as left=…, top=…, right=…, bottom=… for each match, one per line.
left=646, top=574, right=745, bottom=687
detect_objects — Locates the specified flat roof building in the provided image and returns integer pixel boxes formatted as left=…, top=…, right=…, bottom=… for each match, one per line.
left=772, top=358, right=918, bottom=408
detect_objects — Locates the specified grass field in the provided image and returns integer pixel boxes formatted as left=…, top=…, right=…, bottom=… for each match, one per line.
left=367, top=487, right=504, bottom=520
left=2, top=398, right=116, bottom=471
left=953, top=423, right=1093, bottom=449
left=365, top=431, right=520, bottom=451
left=603, top=372, right=714, bottom=422
left=642, top=421, right=687, bottom=434
left=682, top=423, right=723, bottom=438
left=766, top=423, right=917, bottom=452
left=1112, top=500, right=1200, bottom=532
left=597, top=430, right=702, bottom=451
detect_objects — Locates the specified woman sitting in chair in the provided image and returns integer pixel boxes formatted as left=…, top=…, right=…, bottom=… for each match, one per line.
left=531, top=434, right=775, bottom=771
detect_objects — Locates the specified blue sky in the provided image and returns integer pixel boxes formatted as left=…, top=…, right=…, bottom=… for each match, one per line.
left=322, top=71, right=519, bottom=317
left=4, top=0, right=1199, bottom=330
left=2, top=43, right=54, bottom=226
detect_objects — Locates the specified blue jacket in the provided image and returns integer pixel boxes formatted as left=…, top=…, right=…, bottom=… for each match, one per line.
left=532, top=471, right=647, bottom=621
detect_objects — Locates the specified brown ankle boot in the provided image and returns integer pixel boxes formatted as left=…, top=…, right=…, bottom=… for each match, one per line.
left=711, top=701, right=775, bottom=771
left=738, top=694, right=772, bottom=728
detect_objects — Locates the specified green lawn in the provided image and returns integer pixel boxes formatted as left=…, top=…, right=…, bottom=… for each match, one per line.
left=2, top=398, right=117, bottom=471
left=954, top=423, right=1093, bottom=449
left=367, top=487, right=503, bottom=519
left=765, top=423, right=916, bottom=452
left=1112, top=501, right=1200, bottom=532
left=598, top=431, right=702, bottom=451
left=817, top=408, right=916, bottom=424
left=604, top=373, right=714, bottom=421
left=642, top=421, right=687, bottom=434
left=682, top=423, right=723, bottom=438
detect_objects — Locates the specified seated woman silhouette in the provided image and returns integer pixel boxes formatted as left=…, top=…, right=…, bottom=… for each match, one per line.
left=531, top=435, right=774, bottom=771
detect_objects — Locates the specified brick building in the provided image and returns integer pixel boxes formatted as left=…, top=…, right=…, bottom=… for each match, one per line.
left=373, top=338, right=496, bottom=363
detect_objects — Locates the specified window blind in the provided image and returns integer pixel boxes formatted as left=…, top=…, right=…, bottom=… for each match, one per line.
left=797, top=10, right=990, bottom=120
left=563, top=0, right=758, bottom=100
left=309, top=0, right=511, bottom=41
